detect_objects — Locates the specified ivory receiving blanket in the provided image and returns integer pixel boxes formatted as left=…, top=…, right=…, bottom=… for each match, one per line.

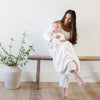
left=51, top=39, right=80, bottom=75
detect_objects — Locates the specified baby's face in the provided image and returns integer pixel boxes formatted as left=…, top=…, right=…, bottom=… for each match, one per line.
left=52, top=23, right=61, bottom=33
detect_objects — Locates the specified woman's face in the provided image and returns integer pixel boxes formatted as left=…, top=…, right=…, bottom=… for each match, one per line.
left=64, top=13, right=72, bottom=25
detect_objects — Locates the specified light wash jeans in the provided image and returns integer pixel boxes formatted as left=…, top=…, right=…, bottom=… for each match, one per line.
left=59, top=61, right=76, bottom=88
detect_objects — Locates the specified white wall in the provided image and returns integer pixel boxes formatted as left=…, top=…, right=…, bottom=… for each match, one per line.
left=0, top=0, right=100, bottom=82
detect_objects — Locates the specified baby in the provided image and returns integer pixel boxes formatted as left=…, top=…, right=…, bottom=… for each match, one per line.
left=49, top=21, right=67, bottom=49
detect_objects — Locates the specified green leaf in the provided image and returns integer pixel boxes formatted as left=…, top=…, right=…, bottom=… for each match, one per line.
left=21, top=40, right=26, bottom=44
left=0, top=42, right=1, bottom=47
left=9, top=45, right=12, bottom=48
left=29, top=45, right=35, bottom=51
left=10, top=38, right=14, bottom=41
left=22, top=31, right=27, bottom=37
left=1, top=47, right=8, bottom=54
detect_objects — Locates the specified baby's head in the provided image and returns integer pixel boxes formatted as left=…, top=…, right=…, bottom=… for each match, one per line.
left=52, top=21, right=62, bottom=33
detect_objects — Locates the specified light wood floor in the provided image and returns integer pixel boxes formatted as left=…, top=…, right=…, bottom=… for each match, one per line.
left=0, top=82, right=100, bottom=100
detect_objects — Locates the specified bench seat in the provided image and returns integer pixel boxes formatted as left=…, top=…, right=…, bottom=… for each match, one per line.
left=28, top=55, right=100, bottom=89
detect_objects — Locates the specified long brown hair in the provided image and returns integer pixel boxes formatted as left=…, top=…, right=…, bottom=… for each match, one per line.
left=60, top=9, right=77, bottom=45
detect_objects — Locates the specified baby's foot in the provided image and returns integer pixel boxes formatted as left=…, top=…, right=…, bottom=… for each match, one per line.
left=62, top=88, right=68, bottom=99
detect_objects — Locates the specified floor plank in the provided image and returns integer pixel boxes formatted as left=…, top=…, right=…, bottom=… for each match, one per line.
left=0, top=82, right=100, bottom=100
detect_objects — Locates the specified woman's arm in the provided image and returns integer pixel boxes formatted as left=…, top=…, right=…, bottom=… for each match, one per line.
left=43, top=24, right=53, bottom=42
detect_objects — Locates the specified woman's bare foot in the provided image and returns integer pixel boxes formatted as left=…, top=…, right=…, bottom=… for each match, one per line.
left=71, top=70, right=86, bottom=87
left=62, top=88, right=68, bottom=99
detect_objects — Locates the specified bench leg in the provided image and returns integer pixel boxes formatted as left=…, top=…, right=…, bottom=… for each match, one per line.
left=36, top=60, right=40, bottom=90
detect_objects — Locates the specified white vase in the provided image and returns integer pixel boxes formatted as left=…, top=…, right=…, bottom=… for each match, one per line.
left=4, top=66, right=22, bottom=89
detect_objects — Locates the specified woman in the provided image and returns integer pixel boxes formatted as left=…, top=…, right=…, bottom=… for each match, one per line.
left=43, top=9, right=86, bottom=99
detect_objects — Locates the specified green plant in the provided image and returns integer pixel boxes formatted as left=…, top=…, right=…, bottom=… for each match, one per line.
left=0, top=32, right=35, bottom=67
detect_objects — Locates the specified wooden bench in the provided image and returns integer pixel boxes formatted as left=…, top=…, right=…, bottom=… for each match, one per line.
left=28, top=55, right=100, bottom=90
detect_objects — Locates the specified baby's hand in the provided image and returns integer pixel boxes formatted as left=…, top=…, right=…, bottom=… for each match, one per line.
left=60, top=40, right=66, bottom=42
left=56, top=35, right=61, bottom=39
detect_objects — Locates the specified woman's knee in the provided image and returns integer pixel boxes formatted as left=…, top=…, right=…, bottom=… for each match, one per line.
left=68, top=61, right=76, bottom=71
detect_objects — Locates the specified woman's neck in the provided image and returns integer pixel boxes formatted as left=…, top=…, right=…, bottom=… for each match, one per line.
left=62, top=23, right=71, bottom=32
